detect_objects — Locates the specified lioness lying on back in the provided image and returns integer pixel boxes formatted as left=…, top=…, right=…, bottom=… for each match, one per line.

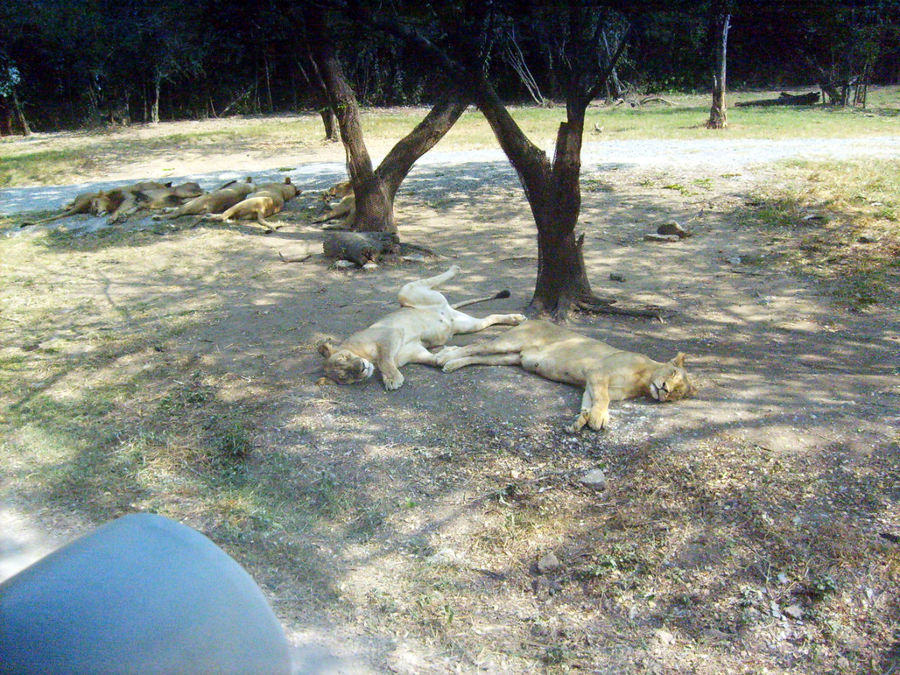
left=318, top=266, right=526, bottom=390
left=436, top=320, right=694, bottom=432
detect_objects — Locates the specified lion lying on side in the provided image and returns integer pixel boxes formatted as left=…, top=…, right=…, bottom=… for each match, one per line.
left=318, top=265, right=526, bottom=390
left=436, top=320, right=694, bottom=432
left=98, top=182, right=203, bottom=222
left=154, top=178, right=255, bottom=220
left=22, top=181, right=174, bottom=226
left=206, top=178, right=299, bottom=231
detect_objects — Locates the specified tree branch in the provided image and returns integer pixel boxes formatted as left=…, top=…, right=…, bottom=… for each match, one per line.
left=584, top=23, right=632, bottom=106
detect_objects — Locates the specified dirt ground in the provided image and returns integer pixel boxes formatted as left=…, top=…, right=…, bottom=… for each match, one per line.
left=1, top=119, right=899, bottom=674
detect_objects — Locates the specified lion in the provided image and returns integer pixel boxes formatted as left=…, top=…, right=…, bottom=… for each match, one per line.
left=314, top=181, right=355, bottom=229
left=207, top=178, right=299, bottom=231
left=435, top=320, right=694, bottom=432
left=320, top=180, right=352, bottom=203
left=21, top=180, right=172, bottom=226
left=99, top=182, right=203, bottom=222
left=318, top=265, right=526, bottom=390
left=153, top=178, right=255, bottom=220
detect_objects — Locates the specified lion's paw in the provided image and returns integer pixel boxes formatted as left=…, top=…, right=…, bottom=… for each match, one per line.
left=442, top=361, right=463, bottom=373
left=587, top=410, right=609, bottom=431
left=383, top=373, right=405, bottom=390
left=567, top=412, right=588, bottom=434
left=434, top=346, right=460, bottom=366
left=510, top=314, right=528, bottom=324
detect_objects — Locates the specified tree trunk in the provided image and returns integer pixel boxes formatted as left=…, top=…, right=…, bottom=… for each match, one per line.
left=475, top=83, right=598, bottom=319
left=263, top=56, right=274, bottom=113
left=318, top=107, right=339, bottom=142
left=369, top=10, right=658, bottom=321
left=706, top=12, right=730, bottom=129
left=305, top=6, right=467, bottom=233
left=305, top=7, right=392, bottom=232
left=11, top=89, right=31, bottom=136
left=0, top=98, right=13, bottom=136
left=151, top=77, right=161, bottom=124
left=375, top=97, right=469, bottom=199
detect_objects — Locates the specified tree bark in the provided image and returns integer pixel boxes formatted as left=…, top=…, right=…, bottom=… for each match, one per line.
left=11, top=89, right=31, bottom=136
left=318, top=107, right=339, bottom=142
left=0, top=98, right=13, bottom=136
left=305, top=7, right=392, bottom=232
left=305, top=6, right=467, bottom=233
left=151, top=77, right=161, bottom=125
left=370, top=9, right=657, bottom=320
left=706, top=12, right=730, bottom=129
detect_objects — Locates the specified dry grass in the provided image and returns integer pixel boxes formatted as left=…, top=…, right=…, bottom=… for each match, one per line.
left=739, top=159, right=900, bottom=309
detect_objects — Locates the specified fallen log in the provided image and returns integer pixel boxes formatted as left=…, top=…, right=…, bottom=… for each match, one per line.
left=735, top=91, right=820, bottom=107
left=323, top=231, right=398, bottom=266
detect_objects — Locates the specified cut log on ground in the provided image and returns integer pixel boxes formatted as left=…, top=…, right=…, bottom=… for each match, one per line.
left=735, top=92, right=820, bottom=107
left=323, top=231, right=398, bottom=266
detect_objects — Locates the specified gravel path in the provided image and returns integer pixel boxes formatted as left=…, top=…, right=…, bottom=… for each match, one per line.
left=3, top=136, right=899, bottom=216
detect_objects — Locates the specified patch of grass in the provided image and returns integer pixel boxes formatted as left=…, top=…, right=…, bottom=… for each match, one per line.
left=662, top=183, right=693, bottom=196
left=739, top=158, right=900, bottom=308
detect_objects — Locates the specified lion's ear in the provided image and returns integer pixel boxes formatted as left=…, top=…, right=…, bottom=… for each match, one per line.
left=284, top=177, right=291, bottom=184
left=317, top=340, right=336, bottom=358
left=672, top=352, right=686, bottom=368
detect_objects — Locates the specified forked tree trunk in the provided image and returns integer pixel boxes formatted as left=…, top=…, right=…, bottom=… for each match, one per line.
left=474, top=83, right=610, bottom=318
left=707, top=12, right=730, bottom=129
left=369, top=8, right=658, bottom=320
left=305, top=6, right=467, bottom=233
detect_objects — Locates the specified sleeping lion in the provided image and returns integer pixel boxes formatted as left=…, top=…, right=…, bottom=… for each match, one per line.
left=207, top=178, right=299, bottom=231
left=318, top=266, right=526, bottom=390
left=436, top=320, right=694, bottom=432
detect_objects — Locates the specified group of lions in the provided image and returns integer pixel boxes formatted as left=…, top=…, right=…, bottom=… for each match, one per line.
left=319, top=266, right=695, bottom=433
left=26, top=176, right=300, bottom=232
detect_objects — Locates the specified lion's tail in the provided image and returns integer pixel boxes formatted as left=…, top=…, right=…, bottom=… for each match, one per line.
left=451, top=290, right=511, bottom=309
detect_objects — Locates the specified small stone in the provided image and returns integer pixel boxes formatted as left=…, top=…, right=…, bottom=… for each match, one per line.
left=580, top=469, right=607, bottom=490
left=727, top=255, right=742, bottom=265
left=783, top=603, right=803, bottom=620
left=332, top=259, right=356, bottom=269
left=777, top=572, right=789, bottom=584
left=654, top=628, right=675, bottom=645
left=362, top=261, right=379, bottom=271
left=609, top=273, right=626, bottom=283
left=537, top=552, right=561, bottom=574
left=857, top=234, right=878, bottom=244
left=428, top=547, right=461, bottom=566
left=657, top=221, right=690, bottom=238
left=401, top=254, right=427, bottom=263
left=644, top=233, right=681, bottom=243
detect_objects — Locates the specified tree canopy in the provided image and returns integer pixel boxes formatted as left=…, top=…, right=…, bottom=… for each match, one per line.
left=0, top=0, right=897, bottom=131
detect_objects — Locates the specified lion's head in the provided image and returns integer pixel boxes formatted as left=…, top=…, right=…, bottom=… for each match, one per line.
left=318, top=342, right=374, bottom=384
left=90, top=193, right=114, bottom=215
left=648, top=353, right=694, bottom=402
